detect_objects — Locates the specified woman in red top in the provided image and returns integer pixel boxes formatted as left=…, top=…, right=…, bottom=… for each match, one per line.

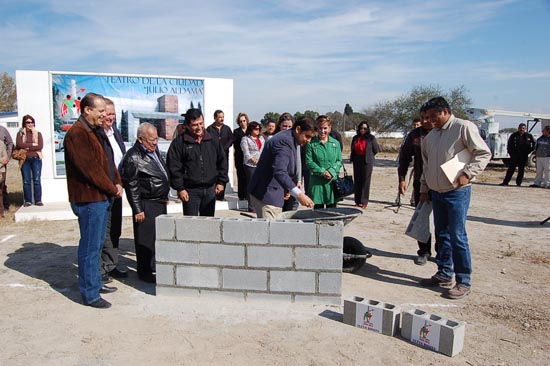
left=241, top=121, right=265, bottom=212
left=350, top=121, right=379, bottom=208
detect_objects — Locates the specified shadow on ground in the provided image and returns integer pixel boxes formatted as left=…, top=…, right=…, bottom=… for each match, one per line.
left=467, top=215, right=549, bottom=228
left=4, top=238, right=155, bottom=304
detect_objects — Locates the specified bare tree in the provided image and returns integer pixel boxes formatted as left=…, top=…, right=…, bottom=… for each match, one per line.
left=369, top=84, right=472, bottom=132
left=0, top=72, right=17, bottom=112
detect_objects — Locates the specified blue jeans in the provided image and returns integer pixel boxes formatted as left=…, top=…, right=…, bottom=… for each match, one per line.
left=431, top=186, right=472, bottom=287
left=71, top=200, right=110, bottom=304
left=21, top=157, right=42, bottom=203
left=183, top=186, right=216, bottom=216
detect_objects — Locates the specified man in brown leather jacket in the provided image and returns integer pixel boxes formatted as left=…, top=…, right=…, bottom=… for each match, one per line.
left=64, top=93, right=123, bottom=309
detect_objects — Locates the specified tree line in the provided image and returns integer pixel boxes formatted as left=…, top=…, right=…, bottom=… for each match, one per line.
left=1, top=72, right=471, bottom=132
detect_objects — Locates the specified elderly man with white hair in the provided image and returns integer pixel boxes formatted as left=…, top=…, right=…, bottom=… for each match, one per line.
left=119, top=122, right=170, bottom=284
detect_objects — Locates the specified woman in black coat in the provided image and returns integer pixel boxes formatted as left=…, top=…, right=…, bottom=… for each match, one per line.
left=350, top=121, right=379, bottom=208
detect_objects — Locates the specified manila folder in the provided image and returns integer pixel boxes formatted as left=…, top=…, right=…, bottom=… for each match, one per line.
left=440, top=149, right=472, bottom=185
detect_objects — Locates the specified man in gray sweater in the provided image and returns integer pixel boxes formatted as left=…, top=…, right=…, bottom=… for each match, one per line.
left=531, top=125, right=550, bottom=188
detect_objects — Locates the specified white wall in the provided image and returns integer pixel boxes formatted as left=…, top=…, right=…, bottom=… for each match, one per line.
left=15, top=70, right=234, bottom=203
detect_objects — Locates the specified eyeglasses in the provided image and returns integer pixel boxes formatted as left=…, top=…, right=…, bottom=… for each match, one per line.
left=25, top=121, right=35, bottom=124
left=359, top=127, right=368, bottom=130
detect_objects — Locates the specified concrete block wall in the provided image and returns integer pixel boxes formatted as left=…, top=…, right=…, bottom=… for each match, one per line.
left=401, top=308, right=465, bottom=357
left=155, top=215, right=344, bottom=305
left=343, top=296, right=400, bottom=336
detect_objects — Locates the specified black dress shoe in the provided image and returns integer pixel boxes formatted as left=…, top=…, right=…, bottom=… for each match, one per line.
left=109, top=268, right=128, bottom=278
left=86, top=298, right=112, bottom=309
left=100, top=284, right=118, bottom=294
left=138, top=273, right=156, bottom=284
left=101, top=274, right=113, bottom=284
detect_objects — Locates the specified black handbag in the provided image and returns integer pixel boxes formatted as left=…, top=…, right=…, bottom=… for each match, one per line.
left=332, top=165, right=354, bottom=198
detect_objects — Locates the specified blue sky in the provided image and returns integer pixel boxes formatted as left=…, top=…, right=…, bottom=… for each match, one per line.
left=2, top=0, right=549, bottom=123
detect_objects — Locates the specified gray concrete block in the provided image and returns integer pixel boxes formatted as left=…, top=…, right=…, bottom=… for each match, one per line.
left=344, top=297, right=400, bottom=336
left=175, top=216, right=221, bottom=242
left=318, top=272, right=342, bottom=294
left=176, top=266, right=220, bottom=289
left=200, top=244, right=245, bottom=266
left=401, top=308, right=465, bottom=357
left=222, top=218, right=269, bottom=244
left=246, top=292, right=292, bottom=302
left=156, top=215, right=176, bottom=240
left=439, top=318, right=466, bottom=357
left=270, top=271, right=316, bottom=293
left=199, top=290, right=245, bottom=300
left=318, top=221, right=344, bottom=247
left=269, top=220, right=317, bottom=246
left=156, top=286, right=200, bottom=297
left=294, top=295, right=341, bottom=305
left=156, top=263, right=175, bottom=285
left=247, top=246, right=292, bottom=268
left=222, top=269, right=267, bottom=291
left=295, top=247, right=342, bottom=270
left=343, top=296, right=363, bottom=326
left=156, top=241, right=199, bottom=264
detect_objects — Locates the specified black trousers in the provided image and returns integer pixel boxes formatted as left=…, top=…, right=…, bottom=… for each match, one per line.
left=235, top=157, right=247, bottom=200
left=352, top=160, right=373, bottom=205
left=184, top=186, right=216, bottom=217
left=244, top=165, right=256, bottom=210
left=2, top=183, right=9, bottom=210
left=216, top=150, right=230, bottom=201
left=412, top=180, right=439, bottom=256
left=503, top=154, right=529, bottom=185
left=100, top=197, right=123, bottom=275
left=133, top=199, right=167, bottom=277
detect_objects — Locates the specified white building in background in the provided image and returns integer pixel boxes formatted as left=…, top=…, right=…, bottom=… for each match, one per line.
left=0, top=111, right=20, bottom=139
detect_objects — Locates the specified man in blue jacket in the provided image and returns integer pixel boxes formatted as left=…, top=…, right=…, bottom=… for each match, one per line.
left=248, top=116, right=316, bottom=219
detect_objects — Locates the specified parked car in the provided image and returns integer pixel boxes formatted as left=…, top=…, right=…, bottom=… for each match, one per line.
left=54, top=131, right=65, bottom=152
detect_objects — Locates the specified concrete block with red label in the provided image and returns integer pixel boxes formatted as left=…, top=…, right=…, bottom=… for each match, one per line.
left=343, top=296, right=400, bottom=336
left=401, top=308, right=465, bottom=357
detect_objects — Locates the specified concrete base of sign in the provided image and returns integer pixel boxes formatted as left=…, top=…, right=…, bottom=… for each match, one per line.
left=14, top=193, right=248, bottom=222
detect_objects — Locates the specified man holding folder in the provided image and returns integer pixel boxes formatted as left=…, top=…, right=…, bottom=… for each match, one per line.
left=419, top=97, right=490, bottom=299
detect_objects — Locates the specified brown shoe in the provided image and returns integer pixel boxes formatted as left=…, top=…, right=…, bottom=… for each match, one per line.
left=420, top=275, right=453, bottom=288
left=446, top=284, right=471, bottom=299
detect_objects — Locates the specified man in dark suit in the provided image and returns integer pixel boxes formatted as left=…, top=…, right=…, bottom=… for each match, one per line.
left=99, top=98, right=128, bottom=282
left=206, top=109, right=233, bottom=200
left=248, top=116, right=316, bottom=219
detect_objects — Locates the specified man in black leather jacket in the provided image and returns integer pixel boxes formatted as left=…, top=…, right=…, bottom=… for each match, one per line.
left=119, top=122, right=170, bottom=283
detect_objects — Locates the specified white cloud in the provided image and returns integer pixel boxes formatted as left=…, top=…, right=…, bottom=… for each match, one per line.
left=1, top=0, right=547, bottom=119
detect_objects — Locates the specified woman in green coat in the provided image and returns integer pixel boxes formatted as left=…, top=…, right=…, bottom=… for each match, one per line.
left=306, top=116, right=343, bottom=208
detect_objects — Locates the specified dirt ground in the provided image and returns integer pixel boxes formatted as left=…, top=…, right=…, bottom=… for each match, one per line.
left=1, top=154, right=549, bottom=366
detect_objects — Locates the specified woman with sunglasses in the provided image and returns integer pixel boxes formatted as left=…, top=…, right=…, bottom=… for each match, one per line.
left=350, top=120, right=379, bottom=208
left=16, top=114, right=44, bottom=207
left=241, top=121, right=265, bottom=212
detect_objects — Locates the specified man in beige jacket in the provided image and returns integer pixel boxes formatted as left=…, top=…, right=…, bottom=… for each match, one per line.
left=419, top=96, right=491, bottom=299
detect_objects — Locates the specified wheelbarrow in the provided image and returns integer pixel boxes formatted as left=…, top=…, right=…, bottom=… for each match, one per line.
left=276, top=207, right=372, bottom=273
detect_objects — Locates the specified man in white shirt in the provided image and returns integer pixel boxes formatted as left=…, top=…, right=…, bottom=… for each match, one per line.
left=100, top=98, right=128, bottom=281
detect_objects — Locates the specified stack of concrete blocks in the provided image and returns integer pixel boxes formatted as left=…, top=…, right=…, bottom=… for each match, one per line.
left=154, top=215, right=344, bottom=304
left=343, top=296, right=400, bottom=336
left=401, top=308, right=465, bottom=357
